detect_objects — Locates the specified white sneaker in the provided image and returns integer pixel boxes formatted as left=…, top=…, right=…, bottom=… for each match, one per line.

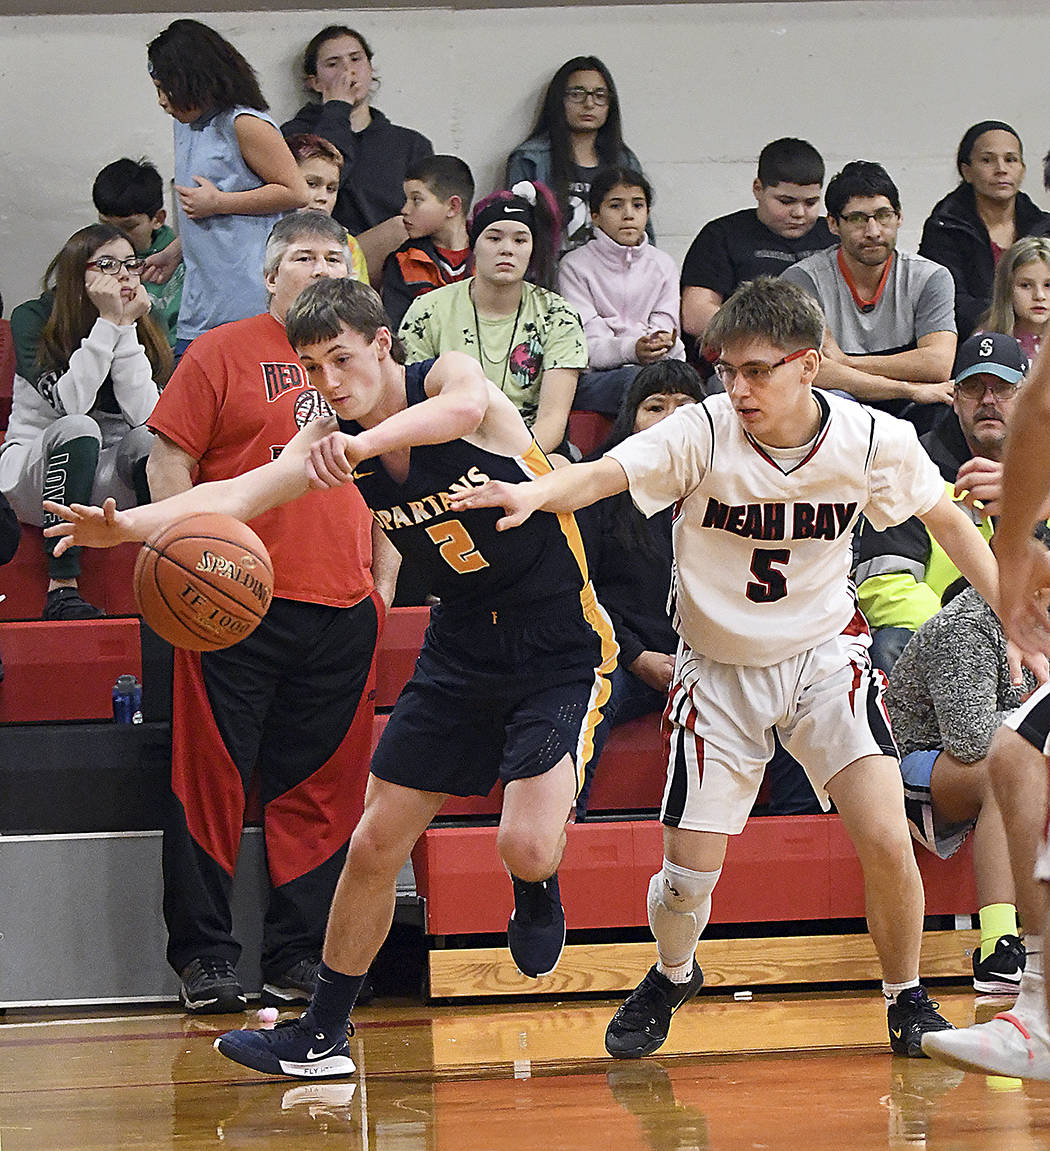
left=921, top=1009, right=1050, bottom=1079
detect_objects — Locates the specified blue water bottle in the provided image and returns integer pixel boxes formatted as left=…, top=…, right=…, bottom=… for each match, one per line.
left=113, top=674, right=143, bottom=724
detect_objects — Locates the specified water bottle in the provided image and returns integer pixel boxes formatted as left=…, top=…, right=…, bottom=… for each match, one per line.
left=113, top=674, right=143, bottom=724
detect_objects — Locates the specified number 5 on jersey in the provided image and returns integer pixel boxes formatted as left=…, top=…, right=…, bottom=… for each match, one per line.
left=424, top=519, right=490, bottom=574
left=747, top=547, right=789, bottom=603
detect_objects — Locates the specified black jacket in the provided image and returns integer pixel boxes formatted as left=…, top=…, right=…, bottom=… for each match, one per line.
left=576, top=499, right=677, bottom=669
left=919, top=182, right=1050, bottom=340
left=281, top=104, right=432, bottom=235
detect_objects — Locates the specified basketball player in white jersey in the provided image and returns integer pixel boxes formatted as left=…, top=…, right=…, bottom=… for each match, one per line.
left=453, top=276, right=1032, bottom=1059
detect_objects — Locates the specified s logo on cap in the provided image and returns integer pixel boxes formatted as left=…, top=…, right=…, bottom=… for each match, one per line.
left=980, top=337, right=994, bottom=358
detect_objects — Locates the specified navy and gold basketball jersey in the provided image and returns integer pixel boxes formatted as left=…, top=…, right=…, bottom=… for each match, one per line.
left=338, top=360, right=590, bottom=612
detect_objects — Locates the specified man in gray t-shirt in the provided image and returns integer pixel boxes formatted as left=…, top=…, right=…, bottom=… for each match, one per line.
left=781, top=161, right=956, bottom=419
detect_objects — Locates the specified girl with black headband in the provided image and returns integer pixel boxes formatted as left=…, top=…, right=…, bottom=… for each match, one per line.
left=920, top=121, right=1050, bottom=340
left=399, top=182, right=587, bottom=455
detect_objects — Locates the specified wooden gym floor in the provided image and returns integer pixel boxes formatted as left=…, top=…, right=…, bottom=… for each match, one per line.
left=5, top=987, right=1050, bottom=1149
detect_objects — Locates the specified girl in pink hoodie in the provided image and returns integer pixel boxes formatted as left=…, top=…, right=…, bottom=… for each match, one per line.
left=558, top=166, right=686, bottom=415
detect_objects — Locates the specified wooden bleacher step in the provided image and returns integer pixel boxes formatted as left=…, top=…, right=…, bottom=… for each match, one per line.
left=427, top=930, right=981, bottom=999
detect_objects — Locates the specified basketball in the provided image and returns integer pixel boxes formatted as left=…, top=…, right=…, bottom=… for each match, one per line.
left=133, top=513, right=274, bottom=651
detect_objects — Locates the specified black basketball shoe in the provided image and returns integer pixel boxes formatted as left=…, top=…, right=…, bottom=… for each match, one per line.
left=507, top=873, right=566, bottom=977
left=605, top=962, right=704, bottom=1058
left=888, top=985, right=954, bottom=1057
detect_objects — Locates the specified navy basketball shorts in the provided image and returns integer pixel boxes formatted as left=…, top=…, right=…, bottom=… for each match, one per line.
left=370, top=586, right=617, bottom=798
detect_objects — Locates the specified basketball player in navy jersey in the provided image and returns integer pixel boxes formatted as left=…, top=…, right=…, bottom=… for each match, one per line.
left=43, top=276, right=616, bottom=1080
left=453, top=276, right=1044, bottom=1061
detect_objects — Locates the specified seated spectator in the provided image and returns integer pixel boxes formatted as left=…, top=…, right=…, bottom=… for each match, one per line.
left=145, top=20, right=308, bottom=358
left=886, top=580, right=1036, bottom=996
left=0, top=224, right=171, bottom=618
left=557, top=166, right=685, bottom=417
left=681, top=137, right=836, bottom=359
left=382, top=154, right=474, bottom=330
left=855, top=332, right=1027, bottom=672
left=781, top=160, right=956, bottom=423
left=574, top=361, right=705, bottom=816
left=977, top=235, right=1050, bottom=361
left=92, top=157, right=184, bottom=347
left=281, top=25, right=432, bottom=283
left=284, top=133, right=369, bottom=284
left=506, top=56, right=650, bottom=252
left=399, top=182, right=586, bottom=455
left=920, top=121, right=1050, bottom=341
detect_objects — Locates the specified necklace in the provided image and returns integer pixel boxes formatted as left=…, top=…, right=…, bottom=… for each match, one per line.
left=471, top=283, right=524, bottom=391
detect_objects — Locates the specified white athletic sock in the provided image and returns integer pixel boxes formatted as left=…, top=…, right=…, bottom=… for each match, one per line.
left=658, top=958, right=697, bottom=985
left=882, top=978, right=920, bottom=1005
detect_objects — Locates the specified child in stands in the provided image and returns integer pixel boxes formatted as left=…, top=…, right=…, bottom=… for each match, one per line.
left=558, top=166, right=684, bottom=417
left=92, top=157, right=184, bottom=347
left=144, top=19, right=307, bottom=357
left=382, top=155, right=474, bottom=329
left=978, top=236, right=1050, bottom=361
left=2, top=224, right=171, bottom=619
left=285, top=133, right=369, bottom=283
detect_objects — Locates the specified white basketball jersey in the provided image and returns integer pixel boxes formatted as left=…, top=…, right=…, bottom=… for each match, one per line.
left=608, top=391, right=944, bottom=667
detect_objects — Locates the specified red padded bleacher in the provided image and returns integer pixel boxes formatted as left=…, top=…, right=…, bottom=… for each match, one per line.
left=0, top=526, right=139, bottom=620
left=0, top=618, right=142, bottom=723
left=374, top=605, right=429, bottom=708
left=567, top=410, right=613, bottom=457
left=412, top=816, right=979, bottom=936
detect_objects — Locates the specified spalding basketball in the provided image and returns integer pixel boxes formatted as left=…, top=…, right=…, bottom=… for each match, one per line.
left=134, top=513, right=274, bottom=651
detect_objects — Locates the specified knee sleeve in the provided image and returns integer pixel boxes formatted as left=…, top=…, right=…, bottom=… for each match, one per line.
left=647, top=859, right=721, bottom=969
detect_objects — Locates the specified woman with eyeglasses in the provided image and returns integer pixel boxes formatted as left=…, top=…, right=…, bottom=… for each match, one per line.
left=0, top=223, right=172, bottom=618
left=506, top=56, right=650, bottom=252
left=920, top=121, right=1050, bottom=341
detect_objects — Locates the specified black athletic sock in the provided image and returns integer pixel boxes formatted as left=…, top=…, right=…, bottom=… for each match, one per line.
left=42, top=435, right=99, bottom=580
left=131, top=456, right=152, bottom=506
left=304, top=962, right=366, bottom=1037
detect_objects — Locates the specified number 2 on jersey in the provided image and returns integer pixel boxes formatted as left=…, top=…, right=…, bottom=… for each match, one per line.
left=425, top=519, right=490, bottom=574
left=747, top=547, right=789, bottom=603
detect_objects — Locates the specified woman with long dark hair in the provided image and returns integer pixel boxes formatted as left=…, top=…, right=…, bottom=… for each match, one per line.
left=1, top=224, right=171, bottom=617
left=920, top=120, right=1050, bottom=339
left=506, top=56, right=649, bottom=251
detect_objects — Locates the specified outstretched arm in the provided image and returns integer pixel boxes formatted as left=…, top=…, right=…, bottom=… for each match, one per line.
left=449, top=456, right=629, bottom=530
left=43, top=419, right=333, bottom=554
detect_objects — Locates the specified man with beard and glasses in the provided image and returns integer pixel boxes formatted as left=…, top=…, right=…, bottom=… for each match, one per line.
left=854, top=332, right=1029, bottom=673
left=781, top=160, right=956, bottom=425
